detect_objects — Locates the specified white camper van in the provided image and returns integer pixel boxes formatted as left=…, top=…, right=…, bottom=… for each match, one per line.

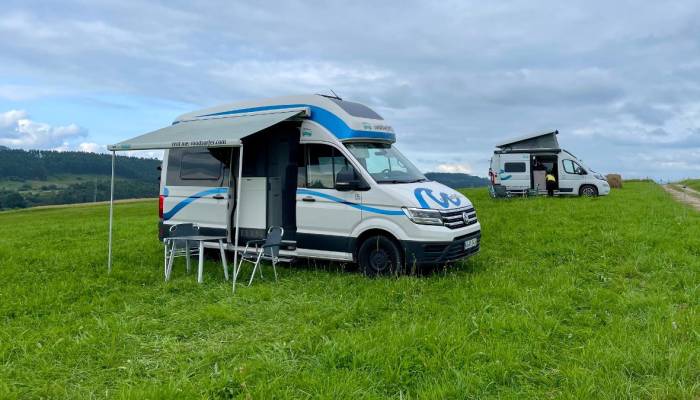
left=489, top=131, right=610, bottom=197
left=157, top=95, right=481, bottom=274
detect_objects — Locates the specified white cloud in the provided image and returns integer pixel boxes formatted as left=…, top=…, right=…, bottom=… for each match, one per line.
left=0, top=109, right=86, bottom=148
left=1, top=2, right=700, bottom=179
left=435, top=163, right=473, bottom=174
left=78, top=142, right=105, bottom=153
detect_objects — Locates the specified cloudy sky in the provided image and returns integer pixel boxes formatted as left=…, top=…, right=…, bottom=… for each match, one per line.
left=1, top=1, right=699, bottom=180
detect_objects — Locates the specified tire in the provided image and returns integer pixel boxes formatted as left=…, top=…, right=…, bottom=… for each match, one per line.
left=357, top=235, right=403, bottom=277
left=580, top=185, right=598, bottom=197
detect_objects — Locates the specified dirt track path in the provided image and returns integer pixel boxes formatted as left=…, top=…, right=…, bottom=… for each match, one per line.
left=662, top=184, right=700, bottom=212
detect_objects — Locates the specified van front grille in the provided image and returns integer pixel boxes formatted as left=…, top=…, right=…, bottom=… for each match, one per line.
left=440, top=206, right=478, bottom=229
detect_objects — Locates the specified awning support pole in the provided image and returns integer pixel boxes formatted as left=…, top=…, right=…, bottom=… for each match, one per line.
left=232, top=144, right=244, bottom=293
left=107, top=150, right=115, bottom=274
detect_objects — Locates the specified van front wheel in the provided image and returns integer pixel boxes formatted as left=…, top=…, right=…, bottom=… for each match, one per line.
left=580, top=185, right=598, bottom=197
left=358, top=235, right=402, bottom=277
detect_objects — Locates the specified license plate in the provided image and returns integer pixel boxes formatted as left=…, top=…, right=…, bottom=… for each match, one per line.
left=464, top=238, right=478, bottom=250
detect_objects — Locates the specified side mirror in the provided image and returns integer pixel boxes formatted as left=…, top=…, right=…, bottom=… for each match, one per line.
left=335, top=168, right=367, bottom=191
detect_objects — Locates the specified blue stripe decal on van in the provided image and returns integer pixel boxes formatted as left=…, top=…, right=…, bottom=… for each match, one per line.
left=297, top=189, right=404, bottom=216
left=197, top=104, right=396, bottom=142
left=163, top=187, right=228, bottom=220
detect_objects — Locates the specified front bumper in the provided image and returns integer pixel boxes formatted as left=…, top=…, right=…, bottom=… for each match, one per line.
left=402, top=230, right=481, bottom=266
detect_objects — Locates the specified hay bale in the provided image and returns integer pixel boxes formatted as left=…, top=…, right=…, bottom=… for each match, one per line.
left=606, top=174, right=623, bottom=188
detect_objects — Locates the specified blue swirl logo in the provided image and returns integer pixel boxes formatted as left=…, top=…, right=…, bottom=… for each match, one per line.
left=414, top=188, right=462, bottom=209
left=498, top=169, right=512, bottom=180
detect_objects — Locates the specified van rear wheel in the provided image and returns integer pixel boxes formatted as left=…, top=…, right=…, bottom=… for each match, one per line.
left=358, top=235, right=402, bottom=276
left=580, top=185, right=598, bottom=197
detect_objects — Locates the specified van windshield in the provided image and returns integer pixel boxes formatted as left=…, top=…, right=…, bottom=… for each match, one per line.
left=345, top=142, right=427, bottom=184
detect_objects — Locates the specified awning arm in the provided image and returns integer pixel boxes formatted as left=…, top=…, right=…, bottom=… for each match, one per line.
left=107, top=151, right=115, bottom=273
left=232, top=144, right=244, bottom=293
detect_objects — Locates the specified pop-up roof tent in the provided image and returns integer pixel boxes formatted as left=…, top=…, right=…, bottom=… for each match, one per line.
left=105, top=107, right=310, bottom=286
left=495, top=130, right=560, bottom=153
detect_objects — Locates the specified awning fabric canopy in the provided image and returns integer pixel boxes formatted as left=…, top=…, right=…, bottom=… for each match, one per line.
left=107, top=108, right=308, bottom=151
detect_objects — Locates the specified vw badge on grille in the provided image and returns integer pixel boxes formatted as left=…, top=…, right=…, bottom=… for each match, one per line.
left=462, top=212, right=469, bottom=224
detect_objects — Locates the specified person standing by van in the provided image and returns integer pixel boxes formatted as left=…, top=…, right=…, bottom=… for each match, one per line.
left=546, top=170, right=556, bottom=197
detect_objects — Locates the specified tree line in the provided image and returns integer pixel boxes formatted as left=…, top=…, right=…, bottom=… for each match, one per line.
left=0, top=147, right=160, bottom=181
left=0, top=148, right=161, bottom=210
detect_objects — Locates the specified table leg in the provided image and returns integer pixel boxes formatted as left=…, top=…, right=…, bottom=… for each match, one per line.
left=163, top=240, right=168, bottom=279
left=219, top=239, right=229, bottom=281
left=166, top=241, right=176, bottom=281
left=185, top=240, right=191, bottom=273
left=197, top=240, right=204, bottom=283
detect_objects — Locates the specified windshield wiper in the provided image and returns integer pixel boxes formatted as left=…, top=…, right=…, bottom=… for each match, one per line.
left=376, top=178, right=427, bottom=184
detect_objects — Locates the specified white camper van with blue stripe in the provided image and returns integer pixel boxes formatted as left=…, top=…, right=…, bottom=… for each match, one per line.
left=155, top=95, right=481, bottom=274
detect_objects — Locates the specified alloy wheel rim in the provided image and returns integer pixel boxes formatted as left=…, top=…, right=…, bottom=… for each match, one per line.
left=370, top=249, right=391, bottom=271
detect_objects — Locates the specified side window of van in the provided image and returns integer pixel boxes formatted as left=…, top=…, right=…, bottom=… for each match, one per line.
left=306, top=144, right=335, bottom=189
left=166, top=148, right=225, bottom=187
left=504, top=162, right=526, bottom=173
left=297, top=145, right=307, bottom=188
left=301, top=144, right=358, bottom=189
left=563, top=159, right=584, bottom=175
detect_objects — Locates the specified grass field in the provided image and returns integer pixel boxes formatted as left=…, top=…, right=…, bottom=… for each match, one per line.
left=680, top=179, right=700, bottom=193
left=0, top=182, right=698, bottom=398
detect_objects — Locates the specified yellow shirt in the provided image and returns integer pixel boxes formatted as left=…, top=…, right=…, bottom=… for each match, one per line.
left=546, top=174, right=556, bottom=182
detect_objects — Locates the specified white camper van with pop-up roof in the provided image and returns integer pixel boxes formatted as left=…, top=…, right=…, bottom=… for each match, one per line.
left=152, top=95, right=481, bottom=275
left=489, top=130, right=610, bottom=197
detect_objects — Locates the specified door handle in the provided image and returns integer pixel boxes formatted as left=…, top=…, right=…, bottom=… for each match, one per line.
left=302, top=196, right=316, bottom=202
left=213, top=194, right=225, bottom=200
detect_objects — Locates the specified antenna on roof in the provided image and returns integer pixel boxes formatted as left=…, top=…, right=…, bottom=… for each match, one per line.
left=316, top=89, right=342, bottom=101
left=328, top=89, right=342, bottom=100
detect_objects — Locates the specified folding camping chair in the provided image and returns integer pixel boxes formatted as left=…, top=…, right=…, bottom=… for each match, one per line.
left=491, top=185, right=509, bottom=198
left=163, top=223, right=229, bottom=282
left=235, top=226, right=289, bottom=287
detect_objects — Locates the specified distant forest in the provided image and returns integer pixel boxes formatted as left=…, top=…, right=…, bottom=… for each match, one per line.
left=0, top=147, right=160, bottom=181
left=0, top=147, right=160, bottom=210
left=424, top=172, right=490, bottom=189
left=0, top=147, right=488, bottom=210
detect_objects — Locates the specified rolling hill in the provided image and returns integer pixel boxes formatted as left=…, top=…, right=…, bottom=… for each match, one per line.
left=0, top=148, right=160, bottom=209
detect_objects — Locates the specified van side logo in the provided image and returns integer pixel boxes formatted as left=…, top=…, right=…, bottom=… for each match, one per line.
left=414, top=188, right=461, bottom=209
left=498, top=169, right=512, bottom=180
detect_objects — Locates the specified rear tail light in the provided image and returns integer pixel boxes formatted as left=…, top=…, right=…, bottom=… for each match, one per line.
left=158, top=195, right=164, bottom=219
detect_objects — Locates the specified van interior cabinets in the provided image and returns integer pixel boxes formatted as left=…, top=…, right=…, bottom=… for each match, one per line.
left=531, top=154, right=559, bottom=191
left=239, top=122, right=301, bottom=242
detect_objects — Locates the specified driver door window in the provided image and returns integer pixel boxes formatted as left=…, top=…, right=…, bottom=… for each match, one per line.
left=306, top=144, right=335, bottom=189
left=301, top=144, right=359, bottom=189
left=563, top=159, right=583, bottom=175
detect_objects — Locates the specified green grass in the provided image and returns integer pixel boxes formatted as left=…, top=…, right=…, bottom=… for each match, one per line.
left=680, top=179, right=700, bottom=193
left=0, top=182, right=698, bottom=398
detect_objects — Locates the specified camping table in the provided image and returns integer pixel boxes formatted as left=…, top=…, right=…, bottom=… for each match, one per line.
left=166, top=235, right=228, bottom=283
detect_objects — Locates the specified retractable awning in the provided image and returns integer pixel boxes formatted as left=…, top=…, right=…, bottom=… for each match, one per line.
left=105, top=106, right=309, bottom=292
left=107, top=107, right=309, bottom=151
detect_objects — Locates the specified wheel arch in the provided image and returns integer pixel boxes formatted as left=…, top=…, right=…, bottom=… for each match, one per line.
left=353, top=228, right=403, bottom=262
left=579, top=183, right=598, bottom=196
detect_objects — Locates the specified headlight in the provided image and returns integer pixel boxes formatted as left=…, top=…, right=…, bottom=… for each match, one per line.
left=402, top=207, right=443, bottom=225
left=594, top=173, right=606, bottom=181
